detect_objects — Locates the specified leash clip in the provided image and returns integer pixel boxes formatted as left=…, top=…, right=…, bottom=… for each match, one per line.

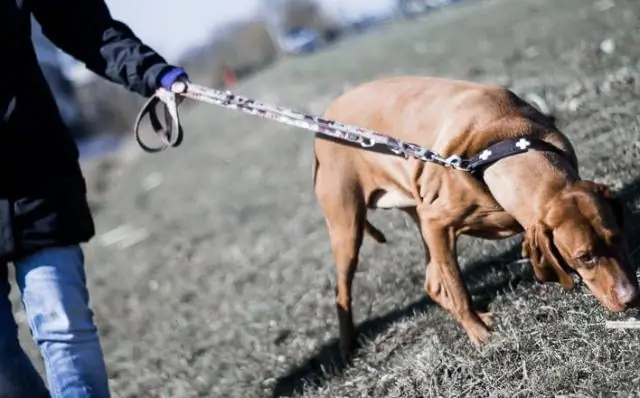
left=430, top=153, right=470, bottom=171
left=444, top=155, right=471, bottom=171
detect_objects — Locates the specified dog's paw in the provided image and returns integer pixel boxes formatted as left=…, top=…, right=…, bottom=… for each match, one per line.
left=467, top=326, right=492, bottom=346
left=476, top=311, right=494, bottom=329
left=339, top=331, right=362, bottom=362
left=464, top=315, right=493, bottom=346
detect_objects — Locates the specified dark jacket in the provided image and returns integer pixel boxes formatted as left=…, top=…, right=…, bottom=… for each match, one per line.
left=0, top=0, right=178, bottom=263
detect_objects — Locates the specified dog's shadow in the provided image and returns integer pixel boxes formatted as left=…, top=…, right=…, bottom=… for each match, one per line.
left=271, top=177, right=640, bottom=398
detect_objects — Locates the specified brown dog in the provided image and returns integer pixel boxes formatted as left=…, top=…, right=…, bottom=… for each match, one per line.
left=312, top=76, right=638, bottom=357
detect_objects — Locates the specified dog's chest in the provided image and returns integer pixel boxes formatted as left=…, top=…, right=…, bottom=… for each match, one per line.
left=370, top=190, right=417, bottom=209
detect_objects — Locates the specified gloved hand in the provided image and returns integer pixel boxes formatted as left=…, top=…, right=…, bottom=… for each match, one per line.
left=158, top=66, right=189, bottom=94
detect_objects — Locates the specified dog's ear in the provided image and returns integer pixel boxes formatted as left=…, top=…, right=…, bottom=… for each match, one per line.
left=522, top=221, right=574, bottom=290
left=575, top=180, right=625, bottom=229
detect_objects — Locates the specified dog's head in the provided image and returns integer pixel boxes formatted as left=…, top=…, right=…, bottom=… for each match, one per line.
left=522, top=180, right=638, bottom=311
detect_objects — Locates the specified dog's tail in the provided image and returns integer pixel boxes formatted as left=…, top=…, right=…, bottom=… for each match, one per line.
left=364, top=220, right=387, bottom=243
left=312, top=150, right=319, bottom=187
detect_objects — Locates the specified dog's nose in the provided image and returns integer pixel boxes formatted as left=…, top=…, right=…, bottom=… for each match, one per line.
left=615, top=280, right=639, bottom=305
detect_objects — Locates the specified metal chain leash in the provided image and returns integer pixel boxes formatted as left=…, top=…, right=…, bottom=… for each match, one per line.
left=133, top=82, right=472, bottom=171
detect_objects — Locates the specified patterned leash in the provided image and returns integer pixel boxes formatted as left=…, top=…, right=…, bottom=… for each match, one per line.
left=133, top=82, right=471, bottom=170
left=133, top=82, right=554, bottom=173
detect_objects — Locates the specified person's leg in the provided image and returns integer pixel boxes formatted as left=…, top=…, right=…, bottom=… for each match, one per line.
left=15, top=245, right=110, bottom=398
left=0, top=262, right=49, bottom=398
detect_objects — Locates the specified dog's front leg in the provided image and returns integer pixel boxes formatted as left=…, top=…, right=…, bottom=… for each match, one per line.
left=417, top=208, right=493, bottom=345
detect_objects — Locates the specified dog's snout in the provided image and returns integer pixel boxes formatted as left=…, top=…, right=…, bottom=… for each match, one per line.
left=614, top=280, right=639, bottom=305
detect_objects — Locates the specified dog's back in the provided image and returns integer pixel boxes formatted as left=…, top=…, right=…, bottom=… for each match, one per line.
left=320, top=76, right=556, bottom=150
left=312, top=76, right=570, bottom=209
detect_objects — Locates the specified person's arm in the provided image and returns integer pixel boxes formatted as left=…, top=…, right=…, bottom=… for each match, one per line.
left=30, top=0, right=188, bottom=97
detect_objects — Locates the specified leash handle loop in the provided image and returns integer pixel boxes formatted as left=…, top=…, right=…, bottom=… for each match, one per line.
left=133, top=89, right=183, bottom=153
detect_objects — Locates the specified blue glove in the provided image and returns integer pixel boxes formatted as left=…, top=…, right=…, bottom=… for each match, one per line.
left=159, top=67, right=189, bottom=93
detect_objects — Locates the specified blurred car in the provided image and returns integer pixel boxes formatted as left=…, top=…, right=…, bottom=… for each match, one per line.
left=398, top=0, right=462, bottom=17
left=276, top=26, right=325, bottom=54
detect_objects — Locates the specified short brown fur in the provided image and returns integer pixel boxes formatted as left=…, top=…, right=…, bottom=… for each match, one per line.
left=312, top=76, right=638, bottom=358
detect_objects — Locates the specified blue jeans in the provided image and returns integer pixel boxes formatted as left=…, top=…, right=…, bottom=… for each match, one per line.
left=0, top=245, right=110, bottom=397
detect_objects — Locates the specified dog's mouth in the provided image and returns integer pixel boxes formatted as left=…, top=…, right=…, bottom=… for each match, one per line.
left=581, top=279, right=628, bottom=312
left=594, top=289, right=626, bottom=312
left=604, top=298, right=627, bottom=313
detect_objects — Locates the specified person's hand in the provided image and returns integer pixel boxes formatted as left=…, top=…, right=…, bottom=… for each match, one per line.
left=157, top=67, right=189, bottom=103
left=168, top=79, right=188, bottom=94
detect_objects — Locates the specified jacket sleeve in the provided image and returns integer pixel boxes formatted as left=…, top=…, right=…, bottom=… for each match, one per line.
left=30, top=0, right=179, bottom=97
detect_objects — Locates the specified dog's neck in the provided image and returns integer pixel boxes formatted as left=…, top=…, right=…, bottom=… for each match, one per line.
left=482, top=150, right=579, bottom=229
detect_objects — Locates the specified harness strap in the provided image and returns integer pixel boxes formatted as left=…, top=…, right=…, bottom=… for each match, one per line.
left=465, top=137, right=569, bottom=175
left=345, top=135, right=569, bottom=175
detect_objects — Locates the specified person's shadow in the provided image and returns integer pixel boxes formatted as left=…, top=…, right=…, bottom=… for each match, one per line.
left=271, top=177, right=640, bottom=398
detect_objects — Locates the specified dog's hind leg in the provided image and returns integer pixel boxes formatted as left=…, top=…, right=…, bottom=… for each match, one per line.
left=364, top=220, right=387, bottom=243
left=314, top=162, right=366, bottom=360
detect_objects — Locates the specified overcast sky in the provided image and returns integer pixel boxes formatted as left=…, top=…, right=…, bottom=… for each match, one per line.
left=104, top=0, right=262, bottom=62
left=103, top=0, right=397, bottom=61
